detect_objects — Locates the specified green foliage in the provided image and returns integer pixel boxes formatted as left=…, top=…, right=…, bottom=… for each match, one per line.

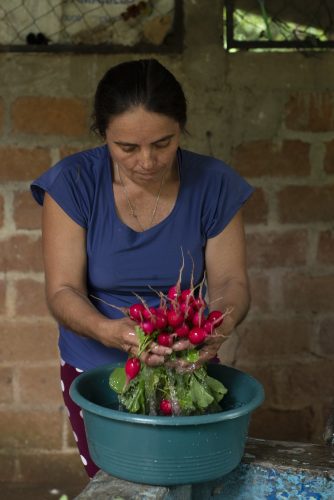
left=109, top=356, right=228, bottom=416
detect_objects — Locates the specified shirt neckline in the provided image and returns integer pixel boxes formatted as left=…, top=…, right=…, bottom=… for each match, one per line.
left=106, top=147, right=184, bottom=235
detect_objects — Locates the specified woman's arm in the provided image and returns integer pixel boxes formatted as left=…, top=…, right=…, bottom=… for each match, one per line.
left=201, top=209, right=251, bottom=361
left=42, top=193, right=171, bottom=365
left=171, top=209, right=251, bottom=367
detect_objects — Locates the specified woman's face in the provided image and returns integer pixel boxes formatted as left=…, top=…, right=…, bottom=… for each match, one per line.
left=105, top=106, right=181, bottom=184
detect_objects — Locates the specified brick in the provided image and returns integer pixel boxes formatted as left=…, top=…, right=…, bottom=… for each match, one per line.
left=285, top=92, right=334, bottom=132
left=0, top=367, right=14, bottom=404
left=248, top=273, right=270, bottom=312
left=19, top=366, right=62, bottom=405
left=0, top=410, right=62, bottom=450
left=0, top=278, right=5, bottom=314
left=243, top=187, right=268, bottom=225
left=276, top=360, right=334, bottom=405
left=15, top=279, right=49, bottom=316
left=0, top=146, right=51, bottom=182
left=60, top=145, right=85, bottom=159
left=236, top=318, right=311, bottom=361
left=283, top=273, right=334, bottom=313
left=19, top=452, right=87, bottom=486
left=317, top=230, right=334, bottom=264
left=318, top=318, right=334, bottom=356
left=12, top=97, right=88, bottom=137
left=249, top=407, right=314, bottom=442
left=246, top=230, right=308, bottom=268
left=0, top=98, right=4, bottom=134
left=232, top=140, right=310, bottom=177
left=0, top=193, right=4, bottom=227
left=0, top=320, right=59, bottom=363
left=278, top=185, right=334, bottom=223
left=0, top=454, right=15, bottom=482
left=0, top=235, right=43, bottom=272
left=14, top=190, right=42, bottom=230
left=324, top=139, right=334, bottom=174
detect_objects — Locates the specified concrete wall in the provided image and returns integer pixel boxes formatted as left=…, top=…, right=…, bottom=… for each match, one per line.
left=0, top=0, right=333, bottom=484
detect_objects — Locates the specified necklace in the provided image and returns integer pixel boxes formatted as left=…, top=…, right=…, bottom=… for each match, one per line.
left=116, top=163, right=165, bottom=231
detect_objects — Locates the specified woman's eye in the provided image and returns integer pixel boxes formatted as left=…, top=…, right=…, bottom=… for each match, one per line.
left=121, top=145, right=136, bottom=153
left=154, top=140, right=170, bottom=149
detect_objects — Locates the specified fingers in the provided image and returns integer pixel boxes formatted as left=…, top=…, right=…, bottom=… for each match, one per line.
left=149, top=343, right=173, bottom=357
left=123, top=341, right=172, bottom=367
left=143, top=353, right=165, bottom=367
left=172, top=339, right=191, bottom=351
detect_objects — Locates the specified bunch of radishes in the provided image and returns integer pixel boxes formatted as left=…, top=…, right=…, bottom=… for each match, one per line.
left=123, top=283, right=225, bottom=415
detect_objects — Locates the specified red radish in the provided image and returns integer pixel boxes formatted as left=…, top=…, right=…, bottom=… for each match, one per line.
left=208, top=310, right=224, bottom=327
left=175, top=323, right=190, bottom=338
left=179, top=301, right=194, bottom=319
left=192, top=310, right=205, bottom=327
left=156, top=306, right=167, bottom=316
left=157, top=332, right=173, bottom=347
left=129, top=303, right=144, bottom=322
left=192, top=297, right=207, bottom=310
left=155, top=314, right=168, bottom=329
left=167, top=310, right=184, bottom=328
left=203, top=320, right=214, bottom=335
left=188, top=327, right=206, bottom=345
left=160, top=399, right=172, bottom=415
left=179, top=289, right=193, bottom=303
left=141, top=321, right=155, bottom=335
left=142, top=307, right=152, bottom=319
left=125, top=357, right=141, bottom=381
left=167, top=286, right=179, bottom=301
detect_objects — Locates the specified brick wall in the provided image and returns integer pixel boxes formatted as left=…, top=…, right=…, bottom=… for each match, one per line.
left=1, top=1, right=334, bottom=485
left=0, top=89, right=93, bottom=483
left=230, top=91, right=334, bottom=443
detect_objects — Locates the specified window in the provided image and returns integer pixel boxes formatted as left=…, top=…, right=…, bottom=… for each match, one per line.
left=224, top=0, right=334, bottom=51
left=0, top=0, right=183, bottom=53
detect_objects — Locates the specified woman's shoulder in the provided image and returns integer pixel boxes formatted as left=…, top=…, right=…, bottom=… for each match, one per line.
left=55, top=144, right=109, bottom=175
left=179, top=148, right=238, bottom=182
left=31, top=144, right=109, bottom=207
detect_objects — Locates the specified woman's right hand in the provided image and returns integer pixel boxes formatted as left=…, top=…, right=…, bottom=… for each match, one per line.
left=101, top=317, right=173, bottom=367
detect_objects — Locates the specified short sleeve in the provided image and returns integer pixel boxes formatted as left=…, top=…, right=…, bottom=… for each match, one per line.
left=202, top=162, right=254, bottom=239
left=30, top=156, right=92, bottom=228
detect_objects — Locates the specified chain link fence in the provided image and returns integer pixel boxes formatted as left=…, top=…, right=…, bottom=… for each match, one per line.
left=225, top=0, right=334, bottom=50
left=0, top=0, right=180, bottom=51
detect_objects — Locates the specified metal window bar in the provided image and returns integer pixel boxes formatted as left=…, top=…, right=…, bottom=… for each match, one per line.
left=0, top=0, right=183, bottom=53
left=224, top=0, right=334, bottom=50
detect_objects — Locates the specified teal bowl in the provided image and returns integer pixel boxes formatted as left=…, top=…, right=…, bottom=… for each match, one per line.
left=70, top=363, right=264, bottom=485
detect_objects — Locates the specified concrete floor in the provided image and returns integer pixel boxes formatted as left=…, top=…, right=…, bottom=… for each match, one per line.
left=1, top=479, right=89, bottom=500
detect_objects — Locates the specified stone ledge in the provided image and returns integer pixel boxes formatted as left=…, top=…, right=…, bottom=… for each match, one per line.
left=75, top=438, right=334, bottom=499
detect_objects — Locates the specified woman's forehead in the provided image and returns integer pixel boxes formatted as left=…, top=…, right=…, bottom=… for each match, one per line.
left=106, top=106, right=180, bottom=143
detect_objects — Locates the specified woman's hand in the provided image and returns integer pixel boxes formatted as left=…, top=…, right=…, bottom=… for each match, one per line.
left=101, top=317, right=173, bottom=367
left=166, top=316, right=233, bottom=372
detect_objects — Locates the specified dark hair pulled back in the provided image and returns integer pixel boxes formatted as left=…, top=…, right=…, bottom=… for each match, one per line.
left=91, top=59, right=187, bottom=138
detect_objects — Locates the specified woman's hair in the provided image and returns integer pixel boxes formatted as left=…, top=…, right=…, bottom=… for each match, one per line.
left=91, top=58, right=187, bottom=138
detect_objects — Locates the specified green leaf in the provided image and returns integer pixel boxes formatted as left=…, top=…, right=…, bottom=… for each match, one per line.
left=109, top=367, right=126, bottom=394
left=190, top=376, right=214, bottom=409
left=135, top=325, right=153, bottom=356
left=185, top=349, right=200, bottom=363
left=205, top=375, right=228, bottom=402
left=127, top=379, right=145, bottom=413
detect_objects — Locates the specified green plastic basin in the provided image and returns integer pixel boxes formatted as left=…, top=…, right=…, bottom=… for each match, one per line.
left=70, top=363, right=264, bottom=485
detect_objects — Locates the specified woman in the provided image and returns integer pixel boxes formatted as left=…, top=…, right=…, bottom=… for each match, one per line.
left=31, top=59, right=253, bottom=478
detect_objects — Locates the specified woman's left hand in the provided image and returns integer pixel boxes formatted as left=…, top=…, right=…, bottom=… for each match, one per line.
left=167, top=317, right=233, bottom=371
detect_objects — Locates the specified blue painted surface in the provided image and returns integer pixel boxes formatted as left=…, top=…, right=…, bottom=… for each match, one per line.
left=192, top=463, right=334, bottom=499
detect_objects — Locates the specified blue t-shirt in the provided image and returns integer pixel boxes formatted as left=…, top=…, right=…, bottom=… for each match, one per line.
left=31, top=145, right=253, bottom=370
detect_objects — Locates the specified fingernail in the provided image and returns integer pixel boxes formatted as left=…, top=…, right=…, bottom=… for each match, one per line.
left=165, top=348, right=172, bottom=354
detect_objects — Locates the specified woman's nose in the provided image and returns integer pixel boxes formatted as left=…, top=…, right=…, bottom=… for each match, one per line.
left=139, top=148, right=155, bottom=169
